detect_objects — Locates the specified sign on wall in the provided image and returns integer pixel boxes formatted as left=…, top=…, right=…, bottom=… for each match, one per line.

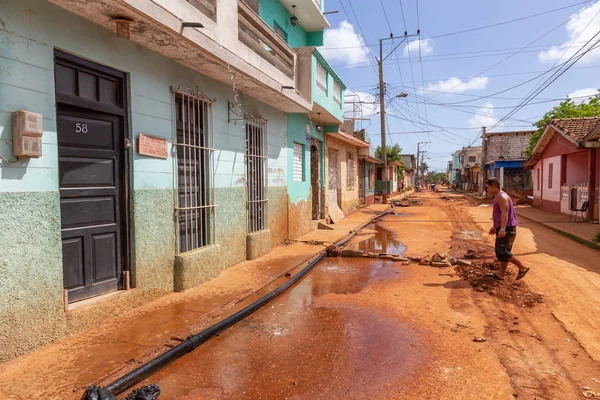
left=137, top=133, right=168, bottom=159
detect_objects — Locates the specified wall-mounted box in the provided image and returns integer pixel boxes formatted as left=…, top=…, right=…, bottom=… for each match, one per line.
left=12, top=110, right=43, bottom=158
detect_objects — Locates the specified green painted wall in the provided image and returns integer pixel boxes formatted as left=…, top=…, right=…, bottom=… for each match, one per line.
left=258, top=0, right=308, bottom=48
left=307, top=31, right=324, bottom=47
left=312, top=50, right=345, bottom=123
left=286, top=114, right=325, bottom=203
left=0, top=192, right=65, bottom=361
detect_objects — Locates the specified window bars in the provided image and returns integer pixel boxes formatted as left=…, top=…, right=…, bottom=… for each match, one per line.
left=333, top=81, right=342, bottom=107
left=347, top=151, right=356, bottom=190
left=293, top=142, right=304, bottom=182
left=245, top=114, right=269, bottom=233
left=316, top=63, right=327, bottom=94
left=173, top=86, right=216, bottom=253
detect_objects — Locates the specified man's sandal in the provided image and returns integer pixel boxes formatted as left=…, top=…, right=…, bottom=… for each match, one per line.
left=516, top=267, right=530, bottom=281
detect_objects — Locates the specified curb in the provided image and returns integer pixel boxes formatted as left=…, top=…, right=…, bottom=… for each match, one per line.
left=516, top=211, right=600, bottom=252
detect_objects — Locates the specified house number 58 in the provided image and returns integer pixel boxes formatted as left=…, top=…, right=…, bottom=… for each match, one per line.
left=75, top=123, right=88, bottom=133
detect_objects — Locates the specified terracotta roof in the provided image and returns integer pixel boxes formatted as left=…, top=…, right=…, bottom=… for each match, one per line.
left=549, top=117, right=600, bottom=143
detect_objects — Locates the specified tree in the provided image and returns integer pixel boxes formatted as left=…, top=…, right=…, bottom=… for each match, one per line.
left=375, top=144, right=403, bottom=162
left=526, top=92, right=600, bottom=156
left=424, top=171, right=446, bottom=184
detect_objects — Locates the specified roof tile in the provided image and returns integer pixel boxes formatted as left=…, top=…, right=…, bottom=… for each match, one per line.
left=550, top=117, right=600, bottom=143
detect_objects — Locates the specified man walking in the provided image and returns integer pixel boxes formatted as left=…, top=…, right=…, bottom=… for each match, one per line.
left=485, top=178, right=530, bottom=280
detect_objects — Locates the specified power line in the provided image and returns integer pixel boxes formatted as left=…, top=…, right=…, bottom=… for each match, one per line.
left=428, top=2, right=597, bottom=98
left=338, top=0, right=378, bottom=77
left=489, top=29, right=600, bottom=131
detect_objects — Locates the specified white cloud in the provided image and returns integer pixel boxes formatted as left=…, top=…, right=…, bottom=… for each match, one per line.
left=538, top=1, right=600, bottom=63
left=319, top=21, right=370, bottom=65
left=403, top=39, right=434, bottom=57
left=344, top=89, right=378, bottom=118
left=567, top=87, right=599, bottom=103
left=468, top=102, right=503, bottom=128
left=423, top=76, right=489, bottom=94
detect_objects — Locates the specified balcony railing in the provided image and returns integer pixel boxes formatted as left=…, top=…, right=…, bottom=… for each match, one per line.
left=185, top=0, right=216, bottom=21
left=238, top=0, right=296, bottom=78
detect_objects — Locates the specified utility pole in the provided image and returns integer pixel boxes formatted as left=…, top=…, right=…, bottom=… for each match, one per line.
left=416, top=141, right=430, bottom=186
left=377, top=33, right=417, bottom=203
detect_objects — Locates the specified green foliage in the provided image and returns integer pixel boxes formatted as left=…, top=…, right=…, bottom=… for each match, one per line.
left=374, top=144, right=403, bottom=162
left=526, top=92, right=600, bottom=156
left=595, top=231, right=600, bottom=243
left=424, top=171, right=446, bottom=184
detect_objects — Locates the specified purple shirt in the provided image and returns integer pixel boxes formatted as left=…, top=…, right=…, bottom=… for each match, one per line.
left=492, top=193, right=519, bottom=228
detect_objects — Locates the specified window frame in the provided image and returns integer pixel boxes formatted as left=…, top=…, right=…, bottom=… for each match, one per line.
left=316, top=62, right=328, bottom=94
left=173, top=89, right=216, bottom=254
left=293, top=142, right=305, bottom=182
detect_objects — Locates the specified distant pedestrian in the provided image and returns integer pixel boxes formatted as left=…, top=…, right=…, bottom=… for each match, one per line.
left=485, top=178, right=530, bottom=281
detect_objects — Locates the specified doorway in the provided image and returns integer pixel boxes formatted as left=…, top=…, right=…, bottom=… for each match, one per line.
left=310, top=139, right=322, bottom=220
left=54, top=50, right=130, bottom=303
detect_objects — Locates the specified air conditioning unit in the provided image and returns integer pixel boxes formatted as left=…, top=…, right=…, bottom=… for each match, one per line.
left=12, top=110, right=43, bottom=158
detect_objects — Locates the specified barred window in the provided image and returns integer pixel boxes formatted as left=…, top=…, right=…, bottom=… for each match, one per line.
left=333, top=82, right=341, bottom=107
left=548, top=163, right=553, bottom=189
left=316, top=63, right=327, bottom=93
left=468, top=155, right=476, bottom=163
left=174, top=90, right=215, bottom=253
left=347, top=151, right=356, bottom=190
left=246, top=116, right=268, bottom=233
left=293, top=142, right=304, bottom=182
left=274, top=23, right=287, bottom=42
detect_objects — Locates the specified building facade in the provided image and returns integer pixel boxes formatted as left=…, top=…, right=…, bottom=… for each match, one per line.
left=399, top=154, right=416, bottom=191
left=459, top=146, right=482, bottom=192
left=482, top=130, right=534, bottom=191
left=525, top=118, right=600, bottom=222
left=0, top=0, right=347, bottom=361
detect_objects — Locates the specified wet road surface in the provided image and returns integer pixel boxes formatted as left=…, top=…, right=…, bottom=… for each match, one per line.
left=134, top=221, right=425, bottom=399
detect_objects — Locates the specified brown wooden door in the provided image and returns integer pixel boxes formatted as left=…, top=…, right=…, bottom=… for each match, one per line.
left=54, top=50, right=129, bottom=303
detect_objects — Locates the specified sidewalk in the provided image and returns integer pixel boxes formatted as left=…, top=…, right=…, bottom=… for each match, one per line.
left=516, top=206, right=600, bottom=248
left=0, top=202, right=397, bottom=400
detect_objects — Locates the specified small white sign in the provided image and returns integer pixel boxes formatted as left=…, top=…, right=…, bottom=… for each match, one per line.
left=306, top=124, right=311, bottom=134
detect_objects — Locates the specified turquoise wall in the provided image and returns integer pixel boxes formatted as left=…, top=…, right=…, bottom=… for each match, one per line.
left=258, top=0, right=308, bottom=48
left=312, top=50, right=345, bottom=123
left=0, top=0, right=290, bottom=360
left=286, top=114, right=325, bottom=203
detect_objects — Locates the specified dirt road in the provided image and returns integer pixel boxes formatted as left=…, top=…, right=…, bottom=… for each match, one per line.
left=123, top=189, right=600, bottom=399
left=2, top=189, right=600, bottom=399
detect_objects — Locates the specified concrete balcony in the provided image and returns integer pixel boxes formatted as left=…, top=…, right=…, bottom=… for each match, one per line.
left=278, top=0, right=329, bottom=31
left=296, top=47, right=345, bottom=125
left=48, top=0, right=311, bottom=113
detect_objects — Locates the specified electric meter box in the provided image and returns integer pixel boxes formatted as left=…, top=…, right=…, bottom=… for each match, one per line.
left=12, top=110, right=43, bottom=158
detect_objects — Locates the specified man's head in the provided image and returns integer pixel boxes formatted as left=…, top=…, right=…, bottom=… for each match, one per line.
left=485, top=177, right=501, bottom=196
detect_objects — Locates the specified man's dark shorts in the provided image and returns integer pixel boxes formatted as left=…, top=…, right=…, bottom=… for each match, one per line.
left=495, top=226, right=517, bottom=262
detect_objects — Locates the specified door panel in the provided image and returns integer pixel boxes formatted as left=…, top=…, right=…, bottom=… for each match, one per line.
left=55, top=50, right=128, bottom=304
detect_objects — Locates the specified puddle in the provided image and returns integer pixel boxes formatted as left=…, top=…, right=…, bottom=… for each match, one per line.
left=136, top=219, right=422, bottom=399
left=348, top=222, right=407, bottom=255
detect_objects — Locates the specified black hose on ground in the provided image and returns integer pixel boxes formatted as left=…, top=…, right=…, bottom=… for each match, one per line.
left=83, top=206, right=393, bottom=399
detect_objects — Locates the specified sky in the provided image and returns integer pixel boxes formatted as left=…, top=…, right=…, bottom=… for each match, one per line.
left=317, top=0, right=600, bottom=171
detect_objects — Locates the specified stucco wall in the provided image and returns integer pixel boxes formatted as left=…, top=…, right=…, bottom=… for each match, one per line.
left=0, top=0, right=290, bottom=360
left=325, top=136, right=360, bottom=213
left=565, top=151, right=589, bottom=186
left=542, top=156, right=561, bottom=202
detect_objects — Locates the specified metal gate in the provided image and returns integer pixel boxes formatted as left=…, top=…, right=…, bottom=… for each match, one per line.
left=246, top=114, right=268, bottom=233
left=310, top=139, right=322, bottom=220
left=358, top=159, right=365, bottom=204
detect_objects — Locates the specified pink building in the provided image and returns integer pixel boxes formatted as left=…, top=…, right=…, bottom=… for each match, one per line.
left=524, top=118, right=600, bottom=222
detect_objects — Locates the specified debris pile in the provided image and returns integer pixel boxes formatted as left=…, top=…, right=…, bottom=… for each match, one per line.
left=326, top=245, right=410, bottom=264
left=455, top=260, right=544, bottom=307
left=416, top=252, right=458, bottom=267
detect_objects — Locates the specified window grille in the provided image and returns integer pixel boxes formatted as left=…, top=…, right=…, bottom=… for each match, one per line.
left=274, top=23, right=287, bottom=42
left=468, top=155, right=476, bottom=163
left=173, top=88, right=216, bottom=253
left=347, top=152, right=356, bottom=190
left=537, top=168, right=540, bottom=189
left=316, top=63, right=327, bottom=93
left=293, top=142, right=304, bottom=182
left=548, top=163, right=553, bottom=189
left=333, top=82, right=341, bottom=107
left=246, top=114, right=268, bottom=233
left=369, top=168, right=374, bottom=190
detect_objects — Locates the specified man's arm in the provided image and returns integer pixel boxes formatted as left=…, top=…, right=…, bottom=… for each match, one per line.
left=498, top=194, right=509, bottom=237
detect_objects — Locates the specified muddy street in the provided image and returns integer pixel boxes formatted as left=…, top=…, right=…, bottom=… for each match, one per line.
left=122, top=189, right=600, bottom=399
